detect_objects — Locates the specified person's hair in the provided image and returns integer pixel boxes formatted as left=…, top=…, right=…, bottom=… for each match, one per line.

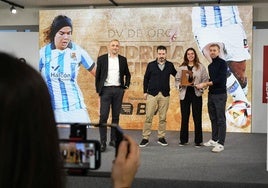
left=43, top=15, right=73, bottom=43
left=180, top=47, right=200, bottom=69
left=0, top=52, right=64, bottom=188
left=157, top=45, right=167, bottom=52
left=110, top=39, right=120, bottom=44
left=209, top=43, right=221, bottom=49
left=18, top=57, right=26, bottom=63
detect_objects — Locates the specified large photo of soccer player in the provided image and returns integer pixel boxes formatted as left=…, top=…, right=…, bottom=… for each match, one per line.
left=39, top=6, right=252, bottom=132
left=191, top=6, right=251, bottom=129
left=39, top=15, right=96, bottom=123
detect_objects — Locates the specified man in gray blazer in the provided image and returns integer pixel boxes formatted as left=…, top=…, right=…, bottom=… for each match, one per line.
left=95, top=39, right=131, bottom=152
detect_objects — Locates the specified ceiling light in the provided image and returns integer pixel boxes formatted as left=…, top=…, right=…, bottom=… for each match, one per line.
left=1, top=0, right=24, bottom=14
left=10, top=6, right=16, bottom=14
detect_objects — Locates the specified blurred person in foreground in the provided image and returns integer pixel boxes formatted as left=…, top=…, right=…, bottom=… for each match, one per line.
left=0, top=52, right=139, bottom=188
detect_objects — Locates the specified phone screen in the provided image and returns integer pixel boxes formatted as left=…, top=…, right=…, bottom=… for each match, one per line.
left=59, top=139, right=101, bottom=170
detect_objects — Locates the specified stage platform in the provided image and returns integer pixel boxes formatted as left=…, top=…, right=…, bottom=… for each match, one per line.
left=58, top=127, right=268, bottom=188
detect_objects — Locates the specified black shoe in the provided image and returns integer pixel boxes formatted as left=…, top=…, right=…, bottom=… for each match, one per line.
left=100, top=142, right=106, bottom=152
left=109, top=140, right=116, bottom=147
left=157, top=137, right=168, bottom=146
left=139, top=139, right=149, bottom=147
left=179, top=142, right=189, bottom=146
left=195, top=143, right=202, bottom=148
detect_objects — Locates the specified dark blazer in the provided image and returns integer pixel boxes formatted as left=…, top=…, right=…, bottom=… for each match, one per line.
left=143, top=60, right=177, bottom=97
left=95, top=54, right=131, bottom=95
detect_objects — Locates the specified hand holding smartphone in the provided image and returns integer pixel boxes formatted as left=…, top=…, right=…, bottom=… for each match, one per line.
left=112, top=134, right=140, bottom=188
left=112, top=124, right=125, bottom=157
left=97, top=123, right=126, bottom=157
left=58, top=123, right=127, bottom=173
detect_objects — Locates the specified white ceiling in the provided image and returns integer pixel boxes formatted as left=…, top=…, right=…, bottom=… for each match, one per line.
left=0, top=0, right=267, bottom=9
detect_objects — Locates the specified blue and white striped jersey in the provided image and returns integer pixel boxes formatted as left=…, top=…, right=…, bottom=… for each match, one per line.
left=39, top=42, right=95, bottom=111
left=192, top=6, right=242, bottom=28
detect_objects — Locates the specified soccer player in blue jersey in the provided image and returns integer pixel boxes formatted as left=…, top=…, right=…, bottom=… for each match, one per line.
left=191, top=6, right=251, bottom=128
left=191, top=6, right=250, bottom=102
left=170, top=6, right=251, bottom=128
left=39, top=15, right=96, bottom=123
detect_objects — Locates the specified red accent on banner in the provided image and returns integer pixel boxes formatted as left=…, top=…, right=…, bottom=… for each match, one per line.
left=263, top=46, right=268, bottom=103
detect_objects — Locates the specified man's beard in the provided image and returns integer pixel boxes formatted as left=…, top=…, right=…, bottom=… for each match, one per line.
left=158, top=57, right=166, bottom=63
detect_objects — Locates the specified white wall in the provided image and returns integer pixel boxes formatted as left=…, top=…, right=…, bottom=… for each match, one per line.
left=252, top=29, right=268, bottom=133
left=0, top=32, right=39, bottom=70
left=253, top=6, right=268, bottom=22
left=0, top=8, right=38, bottom=25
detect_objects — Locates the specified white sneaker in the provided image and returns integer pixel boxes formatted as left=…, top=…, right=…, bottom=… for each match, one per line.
left=212, top=144, right=224, bottom=153
left=203, top=139, right=218, bottom=147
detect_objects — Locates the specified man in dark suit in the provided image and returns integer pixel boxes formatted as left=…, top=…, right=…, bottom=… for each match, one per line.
left=95, top=39, right=131, bottom=152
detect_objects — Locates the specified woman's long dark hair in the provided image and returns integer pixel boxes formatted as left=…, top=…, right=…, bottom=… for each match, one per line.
left=180, top=47, right=200, bottom=69
left=0, top=52, right=64, bottom=188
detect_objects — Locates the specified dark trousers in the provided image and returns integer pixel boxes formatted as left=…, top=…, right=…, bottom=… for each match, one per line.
left=180, top=87, right=203, bottom=144
left=207, top=93, right=227, bottom=145
left=99, top=86, right=124, bottom=143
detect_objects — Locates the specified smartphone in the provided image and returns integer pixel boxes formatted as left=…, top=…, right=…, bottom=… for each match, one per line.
left=98, top=123, right=125, bottom=157
left=112, top=124, right=124, bottom=157
left=59, top=139, right=101, bottom=170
